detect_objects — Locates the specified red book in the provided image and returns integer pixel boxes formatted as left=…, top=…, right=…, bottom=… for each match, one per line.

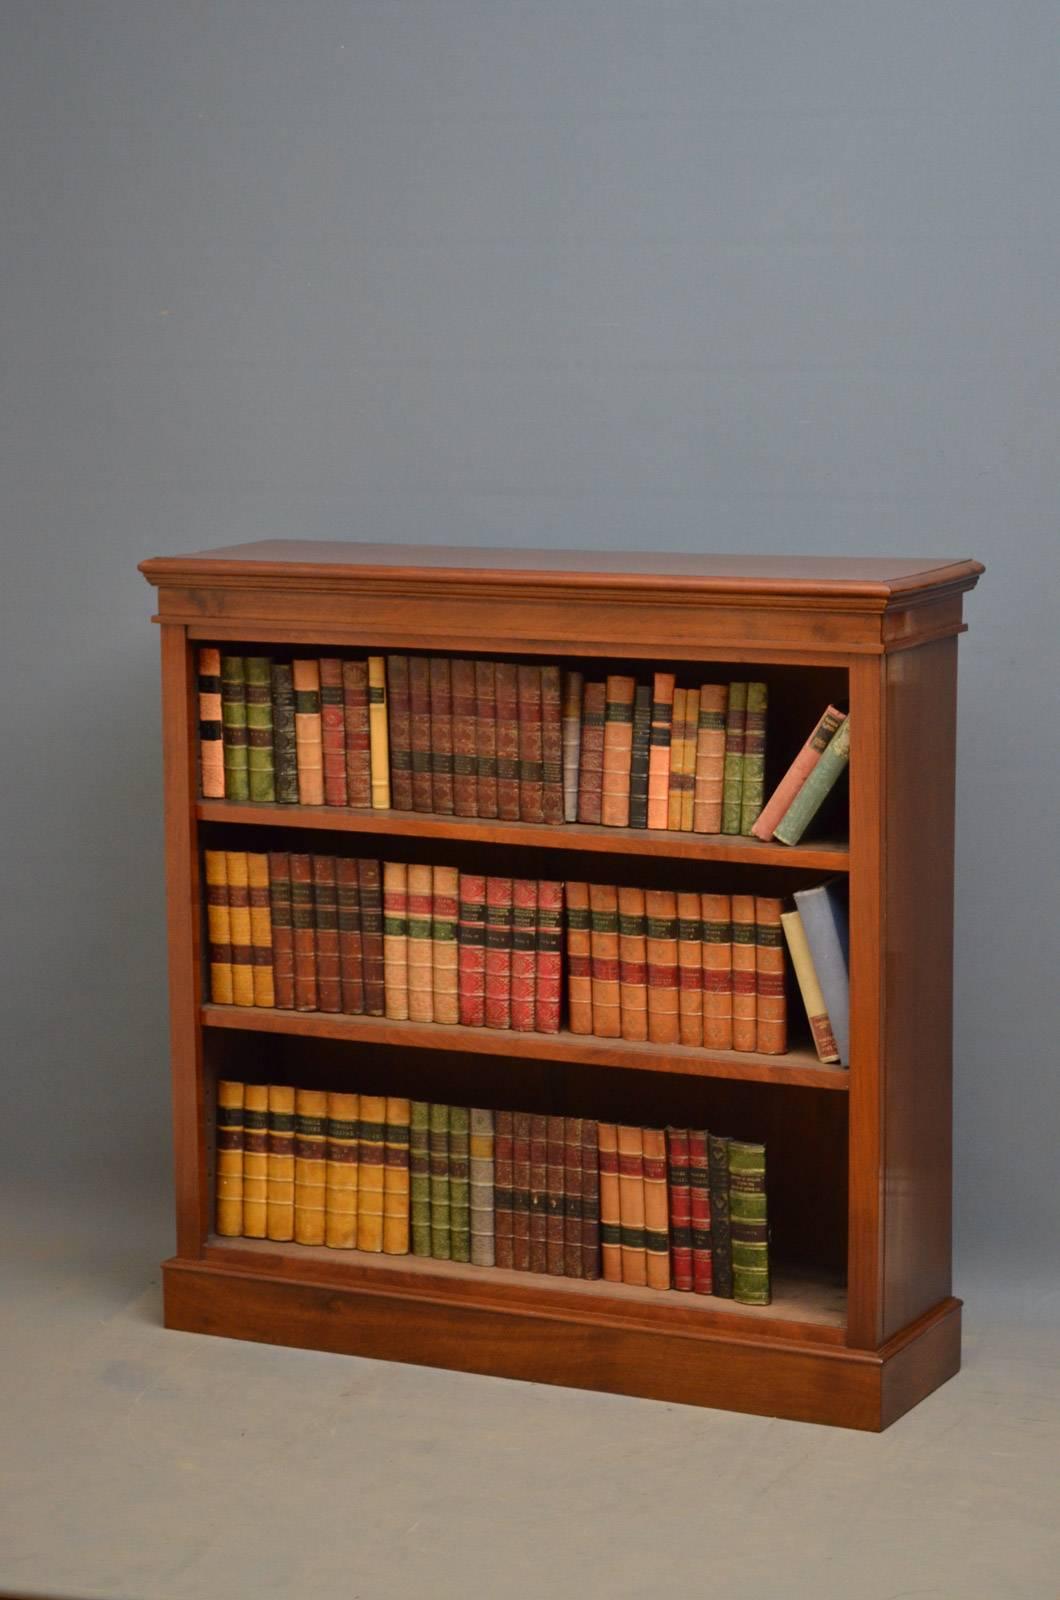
left=576, top=681, right=606, bottom=824
left=289, top=853, right=317, bottom=1011
left=268, top=851, right=295, bottom=1010
left=540, top=665, right=564, bottom=823
left=341, top=660, right=371, bottom=809
left=336, top=857, right=364, bottom=1014
left=529, top=1114, right=549, bottom=1275
left=429, top=657, right=454, bottom=815
left=450, top=658, right=478, bottom=817
left=312, top=855, right=341, bottom=1012
left=581, top=1119, right=601, bottom=1279
left=545, top=1115, right=566, bottom=1275
left=677, top=891, right=704, bottom=1047
left=457, top=872, right=486, bottom=1027
left=517, top=665, right=544, bottom=823
left=408, top=656, right=433, bottom=812
left=511, top=1111, right=532, bottom=1271
left=384, top=655, right=413, bottom=811
left=495, top=663, right=521, bottom=821
left=319, top=659, right=348, bottom=807
left=493, top=1109, right=515, bottom=1269
left=563, top=1117, right=584, bottom=1279
left=474, top=659, right=499, bottom=819
left=510, top=879, right=537, bottom=1032
left=534, top=880, right=563, bottom=1034
left=666, top=1128, right=693, bottom=1291
left=484, top=876, right=513, bottom=1029
left=357, top=859, right=385, bottom=1016
left=688, top=1129, right=713, bottom=1295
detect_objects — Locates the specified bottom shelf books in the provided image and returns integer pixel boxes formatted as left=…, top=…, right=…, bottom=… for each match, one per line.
left=216, top=1079, right=771, bottom=1305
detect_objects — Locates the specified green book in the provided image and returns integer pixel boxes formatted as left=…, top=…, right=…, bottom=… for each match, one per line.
left=448, top=1105, right=471, bottom=1263
left=409, top=1101, right=432, bottom=1256
left=729, top=1140, right=770, bottom=1306
left=220, top=655, right=249, bottom=801
left=428, top=1102, right=451, bottom=1260
left=244, top=657, right=275, bottom=802
left=739, top=682, right=767, bottom=835
left=773, top=716, right=851, bottom=846
left=271, top=663, right=299, bottom=804
left=720, top=682, right=747, bottom=834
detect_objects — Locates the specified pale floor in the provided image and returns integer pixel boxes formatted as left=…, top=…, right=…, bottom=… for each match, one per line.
left=3, top=1188, right=1059, bottom=1600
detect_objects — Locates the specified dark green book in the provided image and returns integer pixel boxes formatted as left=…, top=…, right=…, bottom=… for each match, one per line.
left=448, top=1105, right=471, bottom=1263
left=729, top=1140, right=770, bottom=1305
left=708, top=1133, right=733, bottom=1298
left=270, top=663, right=299, bottom=804
left=628, top=683, right=651, bottom=829
left=220, top=655, right=249, bottom=801
left=244, top=656, right=275, bottom=802
left=409, top=1102, right=432, bottom=1256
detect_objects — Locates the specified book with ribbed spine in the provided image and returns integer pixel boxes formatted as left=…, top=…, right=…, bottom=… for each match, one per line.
left=336, top=858, right=364, bottom=1014
left=731, top=894, right=757, bottom=1053
left=356, top=1094, right=386, bottom=1253
left=646, top=672, right=675, bottom=829
left=576, top=680, right=606, bottom=824
left=701, top=892, right=732, bottom=1051
left=267, top=851, right=294, bottom=1009
left=529, top=1113, right=549, bottom=1274
left=266, top=1085, right=296, bottom=1242
left=561, top=669, right=583, bottom=822
left=781, top=908, right=840, bottom=1062
left=382, top=861, right=409, bottom=1020
left=679, top=687, right=699, bottom=831
left=645, top=889, right=679, bottom=1045
left=197, top=647, right=225, bottom=798
left=469, top=1108, right=495, bottom=1267
left=247, top=853, right=275, bottom=1007
left=565, top=881, right=593, bottom=1035
left=601, top=675, right=635, bottom=827
left=493, top=1109, right=515, bottom=1269
left=692, top=685, right=727, bottom=833
left=406, top=863, right=435, bottom=1023
left=409, top=656, right=433, bottom=812
left=534, top=880, right=563, bottom=1034
left=409, top=1101, right=432, bottom=1256
left=616, top=1125, right=648, bottom=1287
left=511, top=1111, right=532, bottom=1271
left=242, top=1084, right=269, bottom=1238
left=474, top=658, right=499, bottom=819
left=667, top=687, right=687, bottom=831
left=383, top=656, right=412, bottom=811
left=431, top=865, right=460, bottom=1026
left=245, top=658, right=275, bottom=802
left=617, top=884, right=648, bottom=1042
left=204, top=849, right=233, bottom=1004
left=729, top=1139, right=770, bottom=1304
left=708, top=1133, right=733, bottom=1297
left=289, top=853, right=317, bottom=1011
left=215, top=1080, right=244, bottom=1236
left=563, top=1116, right=584, bottom=1278
left=516, top=664, right=545, bottom=823
left=793, top=878, right=850, bottom=1064
left=665, top=1128, right=692, bottom=1291
left=721, top=681, right=747, bottom=833
left=643, top=1128, right=671, bottom=1290
left=755, top=896, right=787, bottom=1054
left=628, top=682, right=651, bottom=829
left=484, top=876, right=513, bottom=1029
left=225, top=851, right=255, bottom=1007
left=324, top=1091, right=359, bottom=1249
left=541, top=664, right=564, bottom=823
left=688, top=1129, right=713, bottom=1294
left=318, top=658, right=347, bottom=806
left=597, top=1123, right=622, bottom=1283
left=429, top=656, right=454, bottom=815
left=312, top=854, right=341, bottom=1013
left=383, top=1097, right=411, bottom=1255
left=581, top=1120, right=601, bottom=1279
left=751, top=704, right=844, bottom=842
left=341, top=658, right=371, bottom=807
left=545, top=1115, right=566, bottom=1275
left=739, top=681, right=768, bottom=835
left=367, top=656, right=390, bottom=809
left=271, top=662, right=299, bottom=804
left=511, top=878, right=537, bottom=1032
left=495, top=662, right=521, bottom=821
left=450, top=658, right=479, bottom=817
left=676, top=891, right=703, bottom=1047
left=589, top=882, right=621, bottom=1038
left=428, top=1103, right=451, bottom=1259
left=293, top=1087, right=327, bottom=1246
left=774, top=715, right=851, bottom=846
left=292, top=659, right=324, bottom=805
left=221, top=655, right=249, bottom=800
left=457, top=872, right=486, bottom=1027
left=358, top=860, right=385, bottom=1016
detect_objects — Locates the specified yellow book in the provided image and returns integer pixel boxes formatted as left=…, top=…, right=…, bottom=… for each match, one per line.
left=406, top=863, right=435, bottom=1022
left=383, top=1097, right=411, bottom=1255
left=247, top=852, right=275, bottom=1007
left=325, top=1091, right=359, bottom=1249
left=266, top=1084, right=295, bottom=1241
left=368, top=655, right=391, bottom=810
left=225, top=850, right=255, bottom=1006
left=431, top=865, right=460, bottom=1026
left=215, top=1079, right=244, bottom=1237
left=294, top=1087, right=328, bottom=1245
left=204, top=849, right=234, bottom=1004
left=242, top=1083, right=269, bottom=1237
left=382, top=861, right=409, bottom=1020
left=357, top=1094, right=387, bottom=1252
left=781, top=910, right=841, bottom=1063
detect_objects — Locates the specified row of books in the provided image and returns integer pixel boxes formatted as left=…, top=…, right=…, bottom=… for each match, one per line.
left=198, top=650, right=850, bottom=845
left=216, top=1080, right=770, bottom=1304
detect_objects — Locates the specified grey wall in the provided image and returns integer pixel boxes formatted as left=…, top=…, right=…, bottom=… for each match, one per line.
left=2, top=2, right=1057, bottom=1295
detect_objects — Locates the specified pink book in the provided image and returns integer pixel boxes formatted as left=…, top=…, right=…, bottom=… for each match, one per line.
left=750, top=705, right=845, bottom=841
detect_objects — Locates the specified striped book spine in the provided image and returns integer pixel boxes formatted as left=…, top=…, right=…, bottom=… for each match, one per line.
left=247, top=853, right=275, bottom=1007
left=204, top=849, right=233, bottom=1004
left=457, top=872, right=487, bottom=1027
left=729, top=1140, right=770, bottom=1304
left=358, top=860, right=386, bottom=1016
left=667, top=687, right=687, bottom=831
left=781, top=908, right=840, bottom=1062
left=561, top=669, right=583, bottom=822
left=312, top=854, right=341, bottom=1013
left=266, top=1085, right=295, bottom=1242
left=731, top=894, right=758, bottom=1053
left=666, top=1129, right=693, bottom=1291
left=242, top=1084, right=269, bottom=1238
left=516, top=664, right=545, bottom=823
left=511, top=1111, right=532, bottom=1271
left=292, top=659, right=324, bottom=805
left=628, top=682, right=651, bottom=829
left=676, top=891, right=703, bottom=1047
left=565, top=881, right=593, bottom=1035
left=428, top=1103, right=451, bottom=1259
left=221, top=655, right=249, bottom=801
left=293, top=1087, right=328, bottom=1246
left=576, top=680, right=606, bottom=824
left=493, top=1109, right=515, bottom=1269
left=271, top=663, right=299, bottom=804
left=708, top=1134, right=733, bottom=1297
left=289, top=853, right=317, bottom=1011
left=356, top=1094, right=387, bottom=1253
left=535, top=880, right=563, bottom=1034
left=545, top=1115, right=566, bottom=1276
left=541, top=664, right=565, bottom=824
left=597, top=1124, right=622, bottom=1283
left=383, top=1097, right=411, bottom=1255
left=197, top=647, right=225, bottom=798
left=474, top=658, right=499, bottom=819
left=267, top=851, right=294, bottom=1009
left=368, top=656, right=390, bottom=810
left=752, top=703, right=844, bottom=842
left=429, top=656, right=454, bottom=815
left=581, top=1120, right=601, bottom=1279
left=721, top=681, right=747, bottom=833
left=495, top=662, right=521, bottom=821
left=215, top=1080, right=244, bottom=1236
left=645, top=889, right=679, bottom=1045
left=701, top=892, right=732, bottom=1051
left=431, top=865, right=460, bottom=1026
left=692, top=685, right=727, bottom=833
left=740, top=682, right=768, bottom=835
left=589, top=882, right=621, bottom=1038
left=469, top=1108, right=495, bottom=1267
left=409, top=656, right=433, bottom=812
left=617, top=1125, right=648, bottom=1287
left=382, top=861, right=409, bottom=1021
left=688, top=1129, right=713, bottom=1294
left=646, top=672, right=675, bottom=829
left=225, top=851, right=255, bottom=1007
left=484, top=876, right=513, bottom=1029
left=563, top=1116, right=585, bottom=1279
left=755, top=896, right=787, bottom=1054
left=679, top=688, right=699, bottom=830
left=774, top=715, right=851, bottom=846
left=406, top=862, right=435, bottom=1023
left=510, top=878, right=537, bottom=1032
left=324, top=1091, right=359, bottom=1249
left=383, top=656, right=412, bottom=811
left=450, top=658, right=479, bottom=817
left=409, top=1102, right=432, bottom=1256
left=336, top=857, right=364, bottom=1014
left=338, top=658, right=368, bottom=806
left=528, top=1114, right=549, bottom=1275
left=643, top=1128, right=671, bottom=1290
left=319, top=658, right=347, bottom=806
left=617, top=885, right=648, bottom=1042
left=601, top=675, right=635, bottom=827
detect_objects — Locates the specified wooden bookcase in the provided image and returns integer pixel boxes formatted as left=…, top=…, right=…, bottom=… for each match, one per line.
left=141, top=542, right=983, bottom=1431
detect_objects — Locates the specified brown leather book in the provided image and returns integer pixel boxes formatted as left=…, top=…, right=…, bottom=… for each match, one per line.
left=645, top=888, right=679, bottom=1045
left=319, top=658, right=348, bottom=806
left=357, top=1094, right=387, bottom=1253
left=540, top=664, right=565, bottom=823
left=293, top=1086, right=327, bottom=1246
left=408, top=655, right=433, bottom=812
left=358, top=859, right=386, bottom=1016
left=484, top=876, right=513, bottom=1029
left=383, top=1097, right=411, bottom=1255
left=429, top=656, right=455, bottom=815
left=565, top=881, right=593, bottom=1034
left=601, top=675, right=635, bottom=827
left=242, top=1084, right=269, bottom=1238
left=563, top=1116, right=585, bottom=1278
left=679, top=688, right=699, bottom=831
left=382, top=861, right=409, bottom=1020
left=755, top=895, right=787, bottom=1054
left=247, top=853, right=275, bottom=1007
left=643, top=1128, right=671, bottom=1290
left=731, top=894, right=758, bottom=1053
left=289, top=853, right=317, bottom=1011
left=336, top=857, right=364, bottom=1014
left=581, top=1120, right=602, bottom=1278
left=493, top=1109, right=515, bottom=1269
left=589, top=882, right=621, bottom=1038
left=266, top=1084, right=295, bottom=1241
left=646, top=672, right=676, bottom=829
left=692, top=685, right=727, bottom=833
left=701, top=892, right=733, bottom=1050
left=561, top=670, right=583, bottom=822
left=688, top=1129, right=713, bottom=1294
left=665, top=1128, right=693, bottom=1291
left=342, top=659, right=372, bottom=809
left=510, top=878, right=537, bottom=1032
left=368, top=656, right=391, bottom=810
left=312, top=854, right=341, bottom=1013
left=676, top=890, right=703, bottom=1047
left=383, top=655, right=412, bottom=810
left=667, top=687, right=687, bottom=832
left=450, top=658, right=479, bottom=817
left=535, top=880, right=563, bottom=1034
left=324, top=1090, right=359, bottom=1249
left=511, top=1110, right=532, bottom=1271
left=267, top=851, right=294, bottom=1010
left=617, top=1125, right=648, bottom=1287
left=225, top=851, right=255, bottom=1007
left=528, top=1113, right=549, bottom=1274
left=597, top=1123, right=622, bottom=1282
left=406, top=862, right=435, bottom=1023
left=617, top=884, right=649, bottom=1042
left=576, top=680, right=606, bottom=824
left=215, top=1079, right=244, bottom=1236
left=431, top=865, right=460, bottom=1026
left=495, top=662, right=521, bottom=821
left=474, top=658, right=499, bottom=819
left=204, top=849, right=233, bottom=1004
left=457, top=872, right=486, bottom=1027
left=292, top=659, right=324, bottom=805
left=545, top=1114, right=566, bottom=1275
left=516, top=664, right=545, bottom=822
left=197, top=646, right=225, bottom=798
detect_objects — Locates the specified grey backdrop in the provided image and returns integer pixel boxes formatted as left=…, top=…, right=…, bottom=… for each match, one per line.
left=2, top=1, right=1057, bottom=1300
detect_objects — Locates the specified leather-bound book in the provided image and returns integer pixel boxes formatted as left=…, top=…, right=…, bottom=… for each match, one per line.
left=576, top=680, right=606, bottom=824
left=367, top=656, right=391, bottom=809
left=597, top=1124, right=622, bottom=1283
left=324, top=1091, right=359, bottom=1249
left=563, top=1116, right=585, bottom=1278
left=457, top=872, right=487, bottom=1027
left=511, top=1110, right=532, bottom=1271
left=679, top=688, right=699, bottom=831
left=383, top=1097, right=411, bottom=1255
left=495, top=662, right=521, bottom=820
left=289, top=853, right=317, bottom=1011
left=676, top=891, right=703, bottom=1047
left=781, top=908, right=840, bottom=1063
left=268, top=851, right=295, bottom=1010
left=469, top=1108, right=495, bottom=1267
left=242, top=1084, right=269, bottom=1238
left=409, top=656, right=433, bottom=812
left=204, top=849, right=233, bottom=1004
left=475, top=658, right=499, bottom=819
left=382, top=861, right=409, bottom=1020
left=701, top=892, right=732, bottom=1051
left=721, top=681, right=748, bottom=834
left=688, top=1129, right=713, bottom=1294
left=429, top=656, right=455, bottom=815
left=293, top=1086, right=327, bottom=1246
left=565, top=881, right=593, bottom=1034
left=534, top=879, right=563, bottom=1034
left=774, top=715, right=851, bottom=846
left=667, top=687, right=687, bottom=831
left=292, top=659, right=324, bottom=805
left=511, top=879, right=537, bottom=1032
left=270, top=662, right=300, bottom=804
left=406, top=862, right=435, bottom=1023
left=244, top=657, right=275, bottom=802
left=708, top=1133, right=733, bottom=1297
left=665, top=1128, right=692, bottom=1291
left=357, top=860, right=386, bottom=1016
left=589, top=882, right=621, bottom=1038
left=247, top=853, right=275, bottom=1007
left=628, top=683, right=651, bottom=829
left=740, top=682, right=768, bottom=835
left=484, top=876, right=513, bottom=1029
left=642, top=1128, right=671, bottom=1290
left=409, top=1102, right=432, bottom=1256
left=225, top=851, right=255, bottom=1007
left=731, top=894, right=758, bottom=1053
left=383, top=656, right=412, bottom=811
left=493, top=1109, right=515, bottom=1269
left=197, top=647, right=225, bottom=798
left=312, top=855, right=341, bottom=1013
left=580, top=1120, right=601, bottom=1279
left=428, top=1102, right=451, bottom=1259
left=221, top=654, right=250, bottom=801
left=317, top=658, right=347, bottom=806
left=616, top=1125, right=648, bottom=1287
left=541, top=664, right=564, bottom=824
left=266, top=1085, right=296, bottom=1242
left=215, top=1080, right=244, bottom=1237
left=617, top=885, right=648, bottom=1042
left=431, top=865, right=460, bottom=1025
left=755, top=896, right=787, bottom=1054
left=692, top=685, right=727, bottom=833
left=528, top=1113, right=549, bottom=1274
left=752, top=703, right=844, bottom=842
left=645, top=889, right=680, bottom=1045
left=601, top=675, right=636, bottom=827
left=450, top=658, right=479, bottom=817
left=342, top=659, right=372, bottom=809
left=516, top=664, right=545, bottom=822
left=356, top=1094, right=386, bottom=1253
left=646, top=672, right=676, bottom=830
left=336, top=858, right=364, bottom=1014
left=729, top=1140, right=770, bottom=1304
left=561, top=669, right=583, bottom=822
left=545, top=1115, right=566, bottom=1275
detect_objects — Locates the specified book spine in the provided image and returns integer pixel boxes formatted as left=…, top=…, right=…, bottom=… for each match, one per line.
left=356, top=1094, right=386, bottom=1253
left=429, top=656, right=454, bottom=815
left=781, top=909, right=840, bottom=1062
left=409, top=1101, right=432, bottom=1256
left=215, top=1079, right=244, bottom=1236
left=247, top=852, right=275, bottom=1007
left=751, top=703, right=844, bottom=842
left=448, top=1105, right=470, bottom=1262
left=740, top=682, right=768, bottom=835
left=342, top=659, right=372, bottom=808
left=755, top=895, right=787, bottom=1055
left=540, top=664, right=565, bottom=824
left=474, top=659, right=499, bottom=819
left=597, top=1123, right=623, bottom=1283
left=666, top=1128, right=692, bottom=1291
left=617, top=885, right=648, bottom=1042
left=289, top=853, right=318, bottom=1009
left=242, top=1084, right=269, bottom=1238
left=692, top=684, right=727, bottom=833
left=774, top=716, right=851, bottom=846
left=729, top=1140, right=770, bottom=1305
left=484, top=876, right=513, bottom=1029
left=204, top=849, right=233, bottom=1004
left=516, top=664, right=544, bottom=823
left=731, top=894, right=758, bottom=1053
left=544, top=1115, right=566, bottom=1275
left=688, top=1129, right=713, bottom=1294
left=225, top=850, right=255, bottom=1007
left=357, top=859, right=386, bottom=1016
left=431, top=865, right=460, bottom=1026
left=667, top=687, right=687, bottom=831
left=324, top=1091, right=359, bottom=1249
left=528, top=1113, right=549, bottom=1275
left=383, top=1097, right=411, bottom=1255
left=293, top=1086, right=327, bottom=1246
left=534, top=879, right=563, bottom=1034
left=581, top=1119, right=601, bottom=1279
left=292, top=659, right=324, bottom=805
left=450, top=658, right=479, bottom=817
left=646, top=672, right=675, bottom=829
left=510, top=878, right=537, bottom=1032
left=405, top=862, right=435, bottom=1023
left=643, top=1128, right=671, bottom=1290
left=564, top=880, right=593, bottom=1035
left=197, top=647, right=225, bottom=798
left=601, top=674, right=635, bottom=827
left=680, top=689, right=699, bottom=831
left=266, top=1084, right=295, bottom=1242
left=318, top=657, right=347, bottom=806
left=457, top=871, right=486, bottom=1027
left=335, top=857, right=364, bottom=1014
left=617, top=1125, right=648, bottom=1287
left=221, top=655, right=249, bottom=800
left=493, top=1109, right=515, bottom=1269
left=588, top=882, right=621, bottom=1038
left=382, top=861, right=409, bottom=1020
left=628, top=682, right=651, bottom=829
left=469, top=1108, right=495, bottom=1267
left=560, top=669, right=583, bottom=823
left=700, top=892, right=733, bottom=1051
left=721, top=681, right=747, bottom=834
left=575, top=681, right=606, bottom=825
left=267, top=852, right=294, bottom=1009
left=511, top=1111, right=532, bottom=1271
left=409, top=656, right=433, bottom=812
left=383, top=656, right=412, bottom=811
left=312, top=854, right=341, bottom=1013
left=563, top=1116, right=584, bottom=1279
left=644, top=889, right=679, bottom=1045
left=494, top=662, right=521, bottom=821
left=368, top=656, right=391, bottom=810
left=676, top=891, right=703, bottom=1047
left=708, top=1134, right=733, bottom=1297
left=793, top=881, right=850, bottom=1064
left=271, top=663, right=299, bottom=804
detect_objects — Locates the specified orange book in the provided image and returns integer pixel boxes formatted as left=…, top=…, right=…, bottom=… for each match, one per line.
left=597, top=1124, right=622, bottom=1283
left=576, top=681, right=606, bottom=824
left=667, top=688, right=687, bottom=831
left=589, top=883, right=621, bottom=1038
left=565, top=881, right=593, bottom=1034
left=197, top=646, right=225, bottom=798
left=242, top=1084, right=269, bottom=1238
left=676, top=891, right=703, bottom=1047
left=645, top=889, right=679, bottom=1045
left=215, top=1079, right=244, bottom=1237
left=357, top=1094, right=387, bottom=1252
left=701, top=892, right=733, bottom=1050
left=324, top=1090, right=359, bottom=1249
left=731, top=894, right=758, bottom=1052
left=247, top=853, right=275, bottom=1007
left=646, top=672, right=675, bottom=829
left=292, top=659, right=324, bottom=805
left=382, top=861, right=409, bottom=1020
left=293, top=1087, right=327, bottom=1245
left=692, top=685, right=727, bottom=833
left=755, top=896, right=787, bottom=1055
left=617, top=884, right=648, bottom=1042
left=679, top=688, right=699, bottom=831
left=431, top=865, right=460, bottom=1025
left=642, top=1128, right=671, bottom=1290
left=225, top=851, right=255, bottom=1007
left=406, top=862, right=434, bottom=1023
left=751, top=704, right=845, bottom=842
left=601, top=675, right=635, bottom=827
left=203, top=849, right=233, bottom=1004
left=383, top=1097, right=411, bottom=1255
left=266, top=1084, right=295, bottom=1241
left=617, top=1125, right=648, bottom=1286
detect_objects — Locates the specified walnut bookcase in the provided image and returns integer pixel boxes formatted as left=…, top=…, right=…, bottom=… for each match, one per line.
left=141, top=543, right=982, bottom=1431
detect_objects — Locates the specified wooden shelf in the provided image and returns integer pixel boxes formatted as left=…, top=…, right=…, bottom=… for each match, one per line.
left=201, top=1004, right=850, bottom=1090
left=195, top=799, right=850, bottom=871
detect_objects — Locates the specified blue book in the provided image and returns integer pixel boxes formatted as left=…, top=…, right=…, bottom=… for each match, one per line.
left=793, top=879, right=850, bottom=1066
